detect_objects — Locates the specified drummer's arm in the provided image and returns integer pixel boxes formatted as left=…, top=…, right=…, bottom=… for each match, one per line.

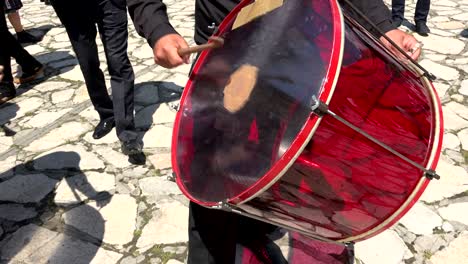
left=127, top=0, right=190, bottom=68
left=342, top=0, right=421, bottom=60
left=340, top=0, right=395, bottom=37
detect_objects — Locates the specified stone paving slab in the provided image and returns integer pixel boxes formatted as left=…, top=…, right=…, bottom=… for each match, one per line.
left=0, top=0, right=467, bottom=263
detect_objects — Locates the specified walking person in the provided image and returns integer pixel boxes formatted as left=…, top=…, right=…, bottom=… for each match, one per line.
left=126, top=0, right=422, bottom=263
left=0, top=1, right=43, bottom=104
left=49, top=0, right=145, bottom=165
left=392, top=0, right=431, bottom=36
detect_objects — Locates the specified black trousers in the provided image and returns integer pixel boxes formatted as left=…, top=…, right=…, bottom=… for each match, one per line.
left=392, top=0, right=431, bottom=22
left=50, top=0, right=138, bottom=143
left=0, top=3, right=41, bottom=87
left=188, top=202, right=289, bottom=264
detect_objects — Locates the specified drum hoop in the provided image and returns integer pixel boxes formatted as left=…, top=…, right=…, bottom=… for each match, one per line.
left=172, top=0, right=346, bottom=207
left=337, top=62, right=444, bottom=243
left=229, top=0, right=346, bottom=205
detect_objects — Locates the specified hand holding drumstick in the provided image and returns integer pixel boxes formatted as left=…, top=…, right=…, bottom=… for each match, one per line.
left=178, top=36, right=225, bottom=56
left=152, top=34, right=225, bottom=69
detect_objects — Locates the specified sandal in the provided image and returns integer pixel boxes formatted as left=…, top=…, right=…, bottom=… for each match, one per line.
left=14, top=65, right=45, bottom=84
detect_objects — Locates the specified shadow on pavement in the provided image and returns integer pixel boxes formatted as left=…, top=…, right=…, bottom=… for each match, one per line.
left=15, top=50, right=75, bottom=97
left=20, top=24, right=55, bottom=48
left=0, top=151, right=111, bottom=263
left=0, top=102, right=19, bottom=137
left=0, top=49, right=75, bottom=139
left=134, top=80, right=183, bottom=140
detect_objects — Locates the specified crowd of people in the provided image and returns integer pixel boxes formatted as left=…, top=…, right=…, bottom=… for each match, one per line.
left=0, top=0, right=452, bottom=263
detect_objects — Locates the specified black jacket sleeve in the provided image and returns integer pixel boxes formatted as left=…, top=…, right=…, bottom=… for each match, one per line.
left=341, top=0, right=396, bottom=36
left=127, top=0, right=396, bottom=47
left=126, top=0, right=178, bottom=47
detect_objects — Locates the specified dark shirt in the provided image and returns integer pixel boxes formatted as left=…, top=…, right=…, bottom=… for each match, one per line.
left=127, top=0, right=395, bottom=47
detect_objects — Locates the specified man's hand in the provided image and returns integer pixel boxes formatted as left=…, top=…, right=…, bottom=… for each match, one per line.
left=153, top=34, right=190, bottom=68
left=380, top=29, right=422, bottom=61
left=0, top=66, right=4, bottom=82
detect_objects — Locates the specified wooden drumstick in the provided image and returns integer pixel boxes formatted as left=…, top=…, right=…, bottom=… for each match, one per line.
left=178, top=36, right=225, bottom=56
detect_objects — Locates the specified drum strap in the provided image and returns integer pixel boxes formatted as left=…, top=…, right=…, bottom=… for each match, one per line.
left=309, top=96, right=441, bottom=180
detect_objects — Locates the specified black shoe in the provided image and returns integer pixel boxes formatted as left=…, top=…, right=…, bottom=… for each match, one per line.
left=461, top=29, right=468, bottom=38
left=416, top=21, right=430, bottom=36
left=128, top=152, right=146, bottom=165
left=14, top=65, right=44, bottom=84
left=121, top=140, right=143, bottom=155
left=16, top=30, right=41, bottom=44
left=92, top=118, right=115, bottom=139
left=392, top=17, right=403, bottom=27
left=0, top=83, right=16, bottom=104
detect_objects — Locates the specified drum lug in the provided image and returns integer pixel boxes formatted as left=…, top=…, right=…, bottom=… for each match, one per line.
left=212, top=200, right=234, bottom=211
left=424, top=169, right=441, bottom=180
left=310, top=96, right=329, bottom=117
left=208, top=22, right=220, bottom=35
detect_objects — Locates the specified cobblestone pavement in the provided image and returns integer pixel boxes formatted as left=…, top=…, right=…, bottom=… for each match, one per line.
left=0, top=0, right=467, bottom=263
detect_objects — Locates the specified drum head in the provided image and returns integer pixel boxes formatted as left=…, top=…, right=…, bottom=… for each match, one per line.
left=172, top=0, right=344, bottom=206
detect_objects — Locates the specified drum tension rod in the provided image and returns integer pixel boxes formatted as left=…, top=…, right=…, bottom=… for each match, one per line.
left=310, top=96, right=441, bottom=180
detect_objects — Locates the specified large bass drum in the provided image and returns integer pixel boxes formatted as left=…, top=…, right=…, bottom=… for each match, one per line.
left=171, top=0, right=443, bottom=242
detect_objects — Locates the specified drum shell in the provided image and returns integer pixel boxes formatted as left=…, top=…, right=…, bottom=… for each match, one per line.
left=235, top=17, right=443, bottom=242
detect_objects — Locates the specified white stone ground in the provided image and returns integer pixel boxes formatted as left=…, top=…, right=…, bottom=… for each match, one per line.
left=0, top=0, right=467, bottom=263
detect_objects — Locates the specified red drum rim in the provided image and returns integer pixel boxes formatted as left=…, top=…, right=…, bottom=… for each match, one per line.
left=172, top=0, right=346, bottom=207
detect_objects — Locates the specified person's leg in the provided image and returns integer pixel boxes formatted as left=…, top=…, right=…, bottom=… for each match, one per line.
left=415, top=0, right=430, bottom=22
left=50, top=0, right=114, bottom=120
left=5, top=0, right=39, bottom=43
left=96, top=0, right=144, bottom=162
left=96, top=0, right=138, bottom=145
left=6, top=11, right=40, bottom=43
left=415, top=0, right=430, bottom=36
left=0, top=5, right=15, bottom=102
left=187, top=202, right=238, bottom=264
left=0, top=48, right=14, bottom=87
left=1, top=7, right=42, bottom=84
left=391, top=0, right=405, bottom=26
left=238, top=217, right=288, bottom=264
left=7, top=11, right=23, bottom=32
left=6, top=26, right=42, bottom=73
